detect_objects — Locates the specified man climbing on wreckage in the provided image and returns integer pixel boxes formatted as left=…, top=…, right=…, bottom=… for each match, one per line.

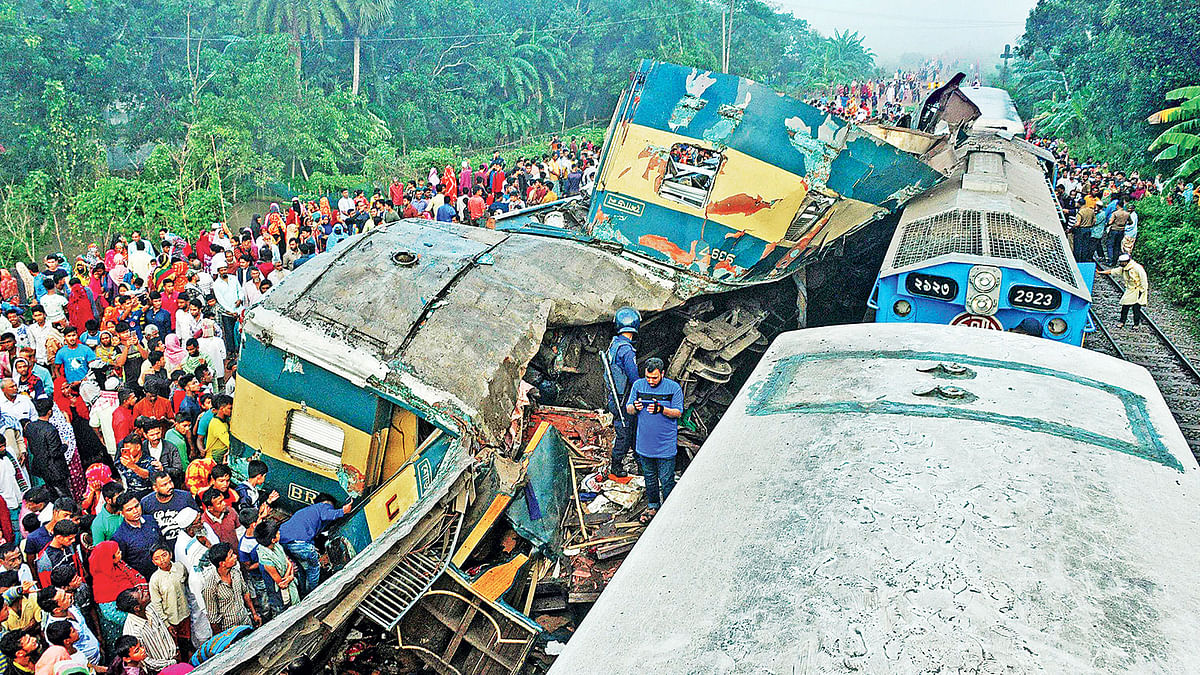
left=603, top=307, right=641, bottom=479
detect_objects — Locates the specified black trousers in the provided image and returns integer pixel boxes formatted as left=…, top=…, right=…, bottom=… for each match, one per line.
left=1119, top=303, right=1144, bottom=326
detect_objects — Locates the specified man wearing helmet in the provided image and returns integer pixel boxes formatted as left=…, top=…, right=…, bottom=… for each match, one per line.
left=603, top=307, right=641, bottom=478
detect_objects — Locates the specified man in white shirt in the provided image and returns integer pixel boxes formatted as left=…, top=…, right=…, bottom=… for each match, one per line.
left=174, top=507, right=214, bottom=648
left=25, top=307, right=53, bottom=366
left=39, top=282, right=68, bottom=326
left=176, top=300, right=202, bottom=343
left=337, top=189, right=355, bottom=216
left=211, top=266, right=244, bottom=356
left=0, top=378, right=35, bottom=423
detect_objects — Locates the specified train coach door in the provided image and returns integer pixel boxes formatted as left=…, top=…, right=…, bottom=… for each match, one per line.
left=368, top=403, right=419, bottom=488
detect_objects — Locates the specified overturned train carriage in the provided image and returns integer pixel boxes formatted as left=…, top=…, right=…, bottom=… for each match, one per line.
left=498, top=59, right=952, bottom=285
left=552, top=324, right=1200, bottom=673
left=208, top=59, right=966, bottom=673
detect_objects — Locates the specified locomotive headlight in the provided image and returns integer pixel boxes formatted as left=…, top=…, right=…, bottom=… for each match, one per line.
left=893, top=300, right=912, bottom=317
left=971, top=270, right=998, bottom=292
left=969, top=295, right=994, bottom=314
left=1047, top=318, right=1068, bottom=335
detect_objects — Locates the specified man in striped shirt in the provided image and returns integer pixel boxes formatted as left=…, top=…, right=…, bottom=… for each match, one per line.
left=118, top=586, right=178, bottom=672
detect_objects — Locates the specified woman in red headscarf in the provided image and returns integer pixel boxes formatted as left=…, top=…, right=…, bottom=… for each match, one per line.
left=90, top=540, right=148, bottom=651
left=66, top=280, right=96, bottom=333
left=442, top=166, right=458, bottom=201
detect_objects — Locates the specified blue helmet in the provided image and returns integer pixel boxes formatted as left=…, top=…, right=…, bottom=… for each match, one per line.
left=614, top=306, right=641, bottom=335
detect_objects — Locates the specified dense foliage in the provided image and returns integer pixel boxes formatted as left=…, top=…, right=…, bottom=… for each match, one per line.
left=1014, top=0, right=1200, bottom=174
left=1128, top=196, right=1200, bottom=317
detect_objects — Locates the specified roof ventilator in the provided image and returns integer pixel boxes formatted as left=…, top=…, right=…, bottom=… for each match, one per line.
left=392, top=250, right=419, bottom=267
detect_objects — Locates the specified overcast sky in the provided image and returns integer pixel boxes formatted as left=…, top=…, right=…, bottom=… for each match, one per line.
left=772, top=0, right=1038, bottom=65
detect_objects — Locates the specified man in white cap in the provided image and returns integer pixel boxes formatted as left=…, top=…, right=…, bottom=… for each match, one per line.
left=173, top=507, right=214, bottom=648
left=1100, top=253, right=1149, bottom=328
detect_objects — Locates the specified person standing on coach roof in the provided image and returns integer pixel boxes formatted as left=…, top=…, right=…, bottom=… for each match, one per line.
left=604, top=307, right=641, bottom=479
left=626, top=356, right=683, bottom=525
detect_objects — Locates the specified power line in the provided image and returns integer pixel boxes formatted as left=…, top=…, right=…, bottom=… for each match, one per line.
left=146, top=8, right=709, bottom=45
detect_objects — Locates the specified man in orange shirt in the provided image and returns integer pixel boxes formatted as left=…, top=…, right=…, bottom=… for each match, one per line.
left=466, top=188, right=486, bottom=227
left=133, top=380, right=174, bottom=423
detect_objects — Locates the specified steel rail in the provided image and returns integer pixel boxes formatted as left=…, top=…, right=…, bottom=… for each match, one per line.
left=1088, top=308, right=1126, bottom=360
left=1096, top=261, right=1200, bottom=384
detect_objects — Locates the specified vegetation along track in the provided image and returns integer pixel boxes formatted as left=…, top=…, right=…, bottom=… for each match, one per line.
left=1085, top=264, right=1200, bottom=460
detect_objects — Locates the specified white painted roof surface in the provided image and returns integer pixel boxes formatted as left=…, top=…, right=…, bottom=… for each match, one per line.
left=961, top=86, right=1024, bottom=133
left=550, top=323, right=1200, bottom=674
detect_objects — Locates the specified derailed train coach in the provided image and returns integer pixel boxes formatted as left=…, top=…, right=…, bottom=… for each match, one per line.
left=207, top=60, right=960, bottom=673
left=498, top=59, right=953, bottom=285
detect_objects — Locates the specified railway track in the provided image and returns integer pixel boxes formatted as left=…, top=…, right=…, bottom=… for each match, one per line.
left=1085, top=262, right=1200, bottom=459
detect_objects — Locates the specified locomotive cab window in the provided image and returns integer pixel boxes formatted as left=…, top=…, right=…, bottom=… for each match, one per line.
left=658, top=143, right=722, bottom=209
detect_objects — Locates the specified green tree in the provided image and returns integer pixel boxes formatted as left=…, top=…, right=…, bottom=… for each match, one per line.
left=344, top=0, right=393, bottom=96
left=1148, top=86, right=1200, bottom=185
left=241, top=0, right=348, bottom=78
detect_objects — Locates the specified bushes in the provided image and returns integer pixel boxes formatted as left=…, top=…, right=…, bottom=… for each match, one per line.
left=1132, top=196, right=1200, bottom=317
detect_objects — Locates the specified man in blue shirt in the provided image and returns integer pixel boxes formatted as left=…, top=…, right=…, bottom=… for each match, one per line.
left=625, top=357, right=683, bottom=523
left=143, top=292, right=173, bottom=337
left=140, top=472, right=197, bottom=548
left=53, top=327, right=96, bottom=383
left=279, top=494, right=351, bottom=596
left=112, top=491, right=164, bottom=580
left=435, top=200, right=457, bottom=222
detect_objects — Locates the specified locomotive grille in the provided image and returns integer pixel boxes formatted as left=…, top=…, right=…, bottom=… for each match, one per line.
left=985, top=212, right=1078, bottom=288
left=892, top=210, right=984, bottom=269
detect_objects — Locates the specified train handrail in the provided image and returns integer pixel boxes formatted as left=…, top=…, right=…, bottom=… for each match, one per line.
left=866, top=280, right=880, bottom=310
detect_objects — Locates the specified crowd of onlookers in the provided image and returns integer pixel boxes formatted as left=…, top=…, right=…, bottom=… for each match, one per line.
left=1034, top=137, right=1161, bottom=265
left=0, top=135, right=598, bottom=674
left=327, top=134, right=601, bottom=236
left=807, top=65, right=947, bottom=124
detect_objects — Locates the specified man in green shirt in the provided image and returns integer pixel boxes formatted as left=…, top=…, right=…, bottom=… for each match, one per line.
left=164, top=414, right=194, bottom=468
left=89, top=483, right=126, bottom=544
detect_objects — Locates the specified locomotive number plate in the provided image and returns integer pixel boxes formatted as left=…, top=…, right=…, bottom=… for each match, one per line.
left=1008, top=285, right=1061, bottom=311
left=905, top=272, right=958, bottom=301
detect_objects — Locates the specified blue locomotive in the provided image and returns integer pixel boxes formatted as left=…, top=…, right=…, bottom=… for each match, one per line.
left=871, top=87, right=1094, bottom=344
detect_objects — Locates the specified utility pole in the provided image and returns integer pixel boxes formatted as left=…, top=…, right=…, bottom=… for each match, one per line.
left=999, top=43, right=1014, bottom=85
left=724, top=0, right=736, bottom=73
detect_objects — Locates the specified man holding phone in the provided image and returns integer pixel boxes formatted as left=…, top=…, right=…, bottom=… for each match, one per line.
left=625, top=357, right=683, bottom=524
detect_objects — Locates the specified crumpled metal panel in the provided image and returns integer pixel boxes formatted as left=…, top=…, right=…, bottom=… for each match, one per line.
left=566, top=60, right=949, bottom=286
left=257, top=219, right=691, bottom=445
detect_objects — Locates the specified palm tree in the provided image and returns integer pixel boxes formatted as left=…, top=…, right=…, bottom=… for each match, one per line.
left=1013, top=48, right=1088, bottom=137
left=242, top=0, right=348, bottom=79
left=814, top=30, right=875, bottom=89
left=1148, top=86, right=1200, bottom=184
left=343, top=0, right=393, bottom=96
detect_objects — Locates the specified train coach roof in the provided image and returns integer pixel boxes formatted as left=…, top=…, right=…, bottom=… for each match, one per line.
left=880, top=134, right=1087, bottom=298
left=244, top=219, right=688, bottom=441
left=550, top=323, right=1200, bottom=674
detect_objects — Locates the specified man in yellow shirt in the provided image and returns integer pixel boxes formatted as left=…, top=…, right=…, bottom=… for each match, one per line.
left=204, top=395, right=233, bottom=464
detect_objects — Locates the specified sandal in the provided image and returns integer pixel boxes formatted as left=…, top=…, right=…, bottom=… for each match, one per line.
left=639, top=508, right=657, bottom=525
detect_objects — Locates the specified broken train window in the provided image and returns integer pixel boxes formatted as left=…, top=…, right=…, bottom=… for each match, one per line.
left=284, top=410, right=345, bottom=469
left=784, top=190, right=839, bottom=242
left=658, top=143, right=723, bottom=209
